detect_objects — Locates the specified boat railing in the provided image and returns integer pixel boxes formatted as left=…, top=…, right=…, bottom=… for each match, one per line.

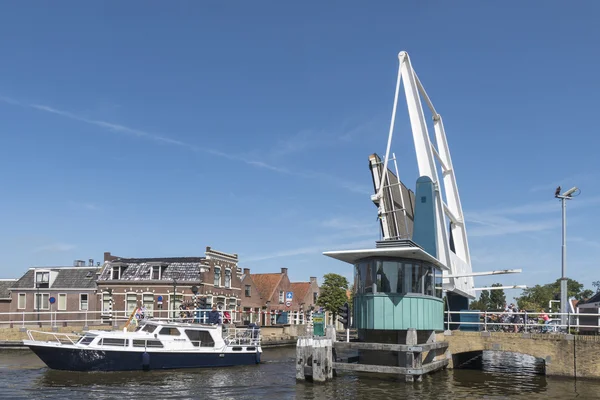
left=224, top=326, right=261, bottom=346
left=26, top=329, right=81, bottom=345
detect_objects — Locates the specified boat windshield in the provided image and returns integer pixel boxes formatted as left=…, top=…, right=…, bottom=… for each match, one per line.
left=140, top=324, right=158, bottom=333
left=78, top=334, right=97, bottom=346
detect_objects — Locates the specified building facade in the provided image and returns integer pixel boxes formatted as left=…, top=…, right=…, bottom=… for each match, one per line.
left=239, top=268, right=319, bottom=326
left=0, top=279, right=16, bottom=317
left=8, top=266, right=100, bottom=325
left=97, top=247, right=243, bottom=323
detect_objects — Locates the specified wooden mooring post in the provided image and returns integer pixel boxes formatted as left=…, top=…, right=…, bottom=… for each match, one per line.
left=297, top=328, right=448, bottom=383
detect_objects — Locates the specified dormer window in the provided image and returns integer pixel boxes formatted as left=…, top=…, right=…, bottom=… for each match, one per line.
left=35, top=271, right=50, bottom=288
left=111, top=266, right=120, bottom=280
left=152, top=266, right=160, bottom=280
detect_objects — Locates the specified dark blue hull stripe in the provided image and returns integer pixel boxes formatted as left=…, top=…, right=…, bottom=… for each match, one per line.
left=28, top=345, right=261, bottom=372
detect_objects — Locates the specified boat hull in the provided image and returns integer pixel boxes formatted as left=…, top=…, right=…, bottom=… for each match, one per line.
left=27, top=344, right=261, bottom=372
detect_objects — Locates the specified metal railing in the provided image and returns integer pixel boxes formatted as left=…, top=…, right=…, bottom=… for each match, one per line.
left=445, top=310, right=600, bottom=333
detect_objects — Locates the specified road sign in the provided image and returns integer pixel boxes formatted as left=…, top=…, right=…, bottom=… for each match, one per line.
left=286, top=291, right=293, bottom=301
left=49, top=297, right=55, bottom=304
left=285, top=300, right=291, bottom=307
left=157, top=295, right=163, bottom=302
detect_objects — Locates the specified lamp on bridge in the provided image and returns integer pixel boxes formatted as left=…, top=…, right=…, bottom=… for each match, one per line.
left=554, top=185, right=580, bottom=328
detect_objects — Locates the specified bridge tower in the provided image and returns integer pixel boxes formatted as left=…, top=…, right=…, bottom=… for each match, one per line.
left=322, top=51, right=523, bottom=379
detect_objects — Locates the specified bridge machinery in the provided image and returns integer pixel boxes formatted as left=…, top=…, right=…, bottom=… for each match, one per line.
left=320, top=51, right=523, bottom=381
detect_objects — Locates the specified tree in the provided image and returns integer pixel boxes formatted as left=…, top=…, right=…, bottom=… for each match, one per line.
left=489, top=283, right=506, bottom=311
left=593, top=281, right=600, bottom=294
left=516, top=278, right=589, bottom=311
left=470, top=289, right=491, bottom=311
left=316, top=273, right=349, bottom=322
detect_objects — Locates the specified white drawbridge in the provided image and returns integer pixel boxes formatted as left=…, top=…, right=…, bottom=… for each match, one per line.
left=371, top=51, right=523, bottom=299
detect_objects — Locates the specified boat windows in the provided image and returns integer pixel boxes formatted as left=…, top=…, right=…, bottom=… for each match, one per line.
left=101, top=338, right=128, bottom=347
left=159, top=327, right=181, bottom=336
left=132, top=339, right=164, bottom=348
left=141, top=324, right=157, bottom=333
left=78, top=335, right=96, bottom=346
left=184, top=330, right=215, bottom=347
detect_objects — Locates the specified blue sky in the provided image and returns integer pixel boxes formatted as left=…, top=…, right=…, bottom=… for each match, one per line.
left=0, top=2, right=599, bottom=300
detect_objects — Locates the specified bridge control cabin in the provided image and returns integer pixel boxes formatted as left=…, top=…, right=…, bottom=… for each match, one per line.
left=324, top=239, right=446, bottom=332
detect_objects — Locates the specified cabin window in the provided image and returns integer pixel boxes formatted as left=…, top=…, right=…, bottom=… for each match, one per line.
left=224, top=269, right=231, bottom=288
left=78, top=335, right=96, bottom=346
left=354, top=258, right=443, bottom=298
left=80, top=294, right=89, bottom=311
left=434, top=269, right=443, bottom=298
left=18, top=293, right=26, bottom=309
left=58, top=293, right=67, bottom=310
left=214, top=267, right=221, bottom=287
left=184, top=330, right=215, bottom=347
left=159, top=327, right=181, bottom=336
left=101, top=338, right=128, bottom=347
left=141, top=324, right=157, bottom=333
left=245, top=285, right=251, bottom=297
left=133, top=339, right=164, bottom=348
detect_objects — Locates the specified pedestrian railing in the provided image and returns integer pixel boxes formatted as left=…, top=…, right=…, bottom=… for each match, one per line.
left=445, top=310, right=600, bottom=333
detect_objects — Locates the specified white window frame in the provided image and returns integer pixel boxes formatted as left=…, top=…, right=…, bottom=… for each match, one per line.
left=245, top=285, right=251, bottom=297
left=224, top=268, right=231, bottom=288
left=112, top=266, right=120, bottom=280
left=18, top=293, right=26, bottom=309
left=102, top=292, right=113, bottom=315
left=125, top=292, right=137, bottom=315
left=142, top=292, right=155, bottom=317
left=35, top=271, right=50, bottom=287
left=80, top=293, right=89, bottom=311
left=214, top=267, right=221, bottom=287
left=279, top=290, right=284, bottom=303
left=35, top=293, right=50, bottom=310
left=58, top=293, right=67, bottom=311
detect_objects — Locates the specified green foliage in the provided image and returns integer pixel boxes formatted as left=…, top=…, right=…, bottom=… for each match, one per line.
left=316, top=273, right=349, bottom=319
left=469, top=283, right=505, bottom=311
left=593, top=281, right=600, bottom=294
left=516, top=278, right=591, bottom=311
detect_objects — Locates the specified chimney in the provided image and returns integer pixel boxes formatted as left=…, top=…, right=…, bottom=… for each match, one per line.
left=281, top=267, right=288, bottom=275
left=104, top=252, right=112, bottom=262
left=243, top=268, right=250, bottom=275
left=88, top=259, right=94, bottom=266
left=310, top=277, right=317, bottom=284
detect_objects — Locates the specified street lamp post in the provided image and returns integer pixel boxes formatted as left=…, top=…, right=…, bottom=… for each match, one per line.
left=555, top=186, right=579, bottom=328
left=172, top=279, right=178, bottom=320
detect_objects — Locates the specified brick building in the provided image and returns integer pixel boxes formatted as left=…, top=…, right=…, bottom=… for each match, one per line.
left=8, top=266, right=100, bottom=325
left=98, top=247, right=243, bottom=323
left=0, top=279, right=16, bottom=316
left=240, top=268, right=319, bottom=326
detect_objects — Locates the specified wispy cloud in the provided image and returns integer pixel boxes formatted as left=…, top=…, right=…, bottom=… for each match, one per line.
left=0, top=95, right=368, bottom=195
left=69, top=201, right=101, bottom=211
left=34, top=243, right=76, bottom=253
left=465, top=196, right=600, bottom=237
left=244, top=239, right=374, bottom=263
left=529, top=173, right=595, bottom=193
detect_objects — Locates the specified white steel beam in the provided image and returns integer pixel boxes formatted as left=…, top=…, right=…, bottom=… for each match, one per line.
left=444, top=269, right=522, bottom=278
left=472, top=285, right=527, bottom=291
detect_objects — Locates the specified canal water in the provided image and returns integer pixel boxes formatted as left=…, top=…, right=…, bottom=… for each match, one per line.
left=1, top=348, right=599, bottom=399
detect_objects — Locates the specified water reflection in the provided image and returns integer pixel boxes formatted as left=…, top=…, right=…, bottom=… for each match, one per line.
left=1, top=348, right=600, bottom=399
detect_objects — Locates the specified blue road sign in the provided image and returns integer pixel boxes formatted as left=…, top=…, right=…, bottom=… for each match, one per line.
left=49, top=297, right=55, bottom=304
left=157, top=295, right=163, bottom=302
left=286, top=291, right=293, bottom=301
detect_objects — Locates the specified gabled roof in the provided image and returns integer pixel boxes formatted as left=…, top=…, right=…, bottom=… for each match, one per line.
left=11, top=268, right=98, bottom=289
left=290, top=282, right=311, bottom=302
left=0, top=279, right=17, bottom=299
left=250, top=273, right=283, bottom=300
left=578, top=291, right=600, bottom=307
left=98, top=261, right=206, bottom=282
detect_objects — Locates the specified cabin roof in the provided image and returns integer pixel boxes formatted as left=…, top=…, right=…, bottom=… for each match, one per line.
left=322, top=246, right=449, bottom=270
